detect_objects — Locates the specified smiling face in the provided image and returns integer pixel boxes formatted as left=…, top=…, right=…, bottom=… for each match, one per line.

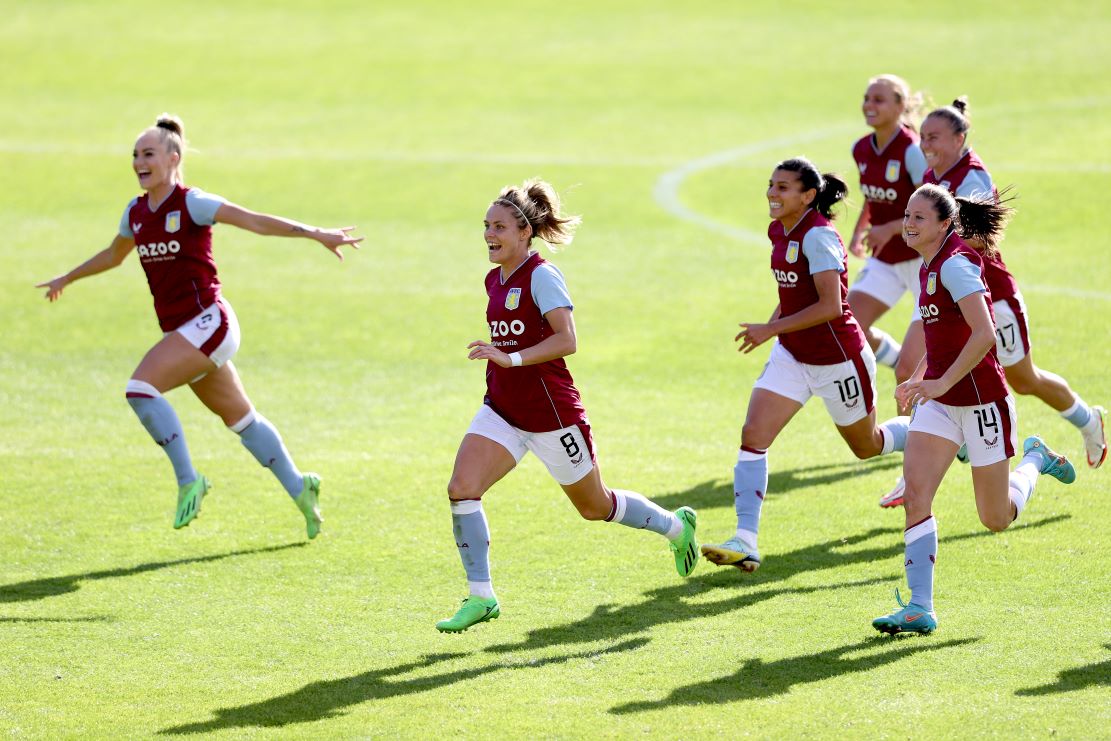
left=861, top=80, right=902, bottom=132
left=484, top=202, right=532, bottom=268
left=132, top=130, right=178, bottom=193
left=903, top=191, right=952, bottom=255
left=920, top=114, right=966, bottom=174
left=767, top=168, right=815, bottom=226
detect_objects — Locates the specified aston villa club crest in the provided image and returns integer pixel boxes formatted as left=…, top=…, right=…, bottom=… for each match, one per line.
left=505, top=287, right=522, bottom=310
left=926, top=272, right=937, bottom=295
left=165, top=210, right=181, bottom=233
left=858, top=162, right=867, bottom=174
left=885, top=160, right=901, bottom=183
left=786, top=240, right=800, bottom=264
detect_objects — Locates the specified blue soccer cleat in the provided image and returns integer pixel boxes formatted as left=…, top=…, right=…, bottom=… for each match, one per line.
left=1023, top=437, right=1076, bottom=485
left=872, top=588, right=937, bottom=636
left=956, top=444, right=969, bottom=464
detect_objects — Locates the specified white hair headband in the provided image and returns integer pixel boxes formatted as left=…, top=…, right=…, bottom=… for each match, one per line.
left=497, top=198, right=531, bottom=228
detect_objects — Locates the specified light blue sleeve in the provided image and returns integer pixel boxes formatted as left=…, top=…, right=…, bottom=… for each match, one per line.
left=905, top=143, right=927, bottom=185
left=531, top=263, right=574, bottom=314
left=118, top=197, right=140, bottom=237
left=801, top=226, right=845, bottom=274
left=955, top=170, right=993, bottom=200
left=940, top=253, right=987, bottom=302
left=185, top=189, right=227, bottom=226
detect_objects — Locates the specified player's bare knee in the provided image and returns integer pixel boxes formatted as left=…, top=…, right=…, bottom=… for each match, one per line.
left=740, top=424, right=771, bottom=451
left=979, top=511, right=1011, bottom=532
left=576, top=499, right=610, bottom=521
left=1006, top=373, right=1037, bottom=396
left=447, top=477, right=483, bottom=502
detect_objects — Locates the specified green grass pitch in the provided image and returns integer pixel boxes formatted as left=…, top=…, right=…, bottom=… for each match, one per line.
left=1, top=0, right=1109, bottom=737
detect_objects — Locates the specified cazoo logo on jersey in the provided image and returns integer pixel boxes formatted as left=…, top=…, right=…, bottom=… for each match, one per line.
left=918, top=303, right=940, bottom=320
left=490, top=319, right=525, bottom=338
left=861, top=183, right=899, bottom=202
left=137, top=240, right=181, bottom=258
left=773, top=268, right=799, bottom=285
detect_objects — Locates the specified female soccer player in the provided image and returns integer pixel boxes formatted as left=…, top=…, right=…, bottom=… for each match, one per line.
left=920, top=98, right=1105, bottom=469
left=700, top=157, right=910, bottom=573
left=435, top=179, right=698, bottom=634
left=872, top=184, right=1075, bottom=635
left=37, top=114, right=362, bottom=538
left=847, top=74, right=928, bottom=383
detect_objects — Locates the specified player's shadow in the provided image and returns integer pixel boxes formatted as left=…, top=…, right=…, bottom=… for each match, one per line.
left=1015, top=644, right=1111, bottom=696
left=159, top=638, right=649, bottom=734
left=650, top=457, right=902, bottom=511
left=610, top=635, right=980, bottom=713
left=0, top=616, right=112, bottom=623
left=485, top=514, right=1068, bottom=656
left=0, top=543, right=307, bottom=603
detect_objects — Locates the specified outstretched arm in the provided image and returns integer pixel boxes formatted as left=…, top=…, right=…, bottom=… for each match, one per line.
left=214, top=202, right=363, bottom=261
left=36, top=233, right=136, bottom=302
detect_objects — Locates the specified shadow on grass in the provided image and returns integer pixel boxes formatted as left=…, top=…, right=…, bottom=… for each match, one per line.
left=0, top=616, right=113, bottom=623
left=159, top=638, right=649, bottom=734
left=610, top=635, right=980, bottom=713
left=485, top=515, right=1068, bottom=655
left=0, top=543, right=307, bottom=603
left=1015, top=644, right=1111, bottom=696
left=651, top=458, right=902, bottom=511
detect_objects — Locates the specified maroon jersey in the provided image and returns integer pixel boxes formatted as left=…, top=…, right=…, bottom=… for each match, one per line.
left=483, top=252, right=587, bottom=433
left=923, top=149, right=1019, bottom=302
left=769, top=209, right=867, bottom=365
left=125, top=184, right=221, bottom=331
left=918, top=232, right=1008, bottom=406
left=852, top=124, right=923, bottom=264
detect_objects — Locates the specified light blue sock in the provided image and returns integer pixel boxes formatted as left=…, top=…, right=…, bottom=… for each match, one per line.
left=879, top=416, right=911, bottom=454
left=904, top=516, right=937, bottom=611
left=874, top=330, right=901, bottom=368
left=734, top=447, right=768, bottom=536
left=125, top=380, right=196, bottom=487
left=231, top=411, right=303, bottom=498
left=1061, top=397, right=1092, bottom=429
left=450, top=500, right=492, bottom=589
left=607, top=489, right=681, bottom=539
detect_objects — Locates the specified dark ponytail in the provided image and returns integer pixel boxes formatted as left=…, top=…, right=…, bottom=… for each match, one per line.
left=912, top=183, right=1014, bottom=258
left=773, top=157, right=848, bottom=219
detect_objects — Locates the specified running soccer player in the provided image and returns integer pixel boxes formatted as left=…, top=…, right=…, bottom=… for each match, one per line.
left=872, top=184, right=1075, bottom=635
left=921, top=98, right=1105, bottom=470
left=847, top=74, right=928, bottom=384
left=37, top=114, right=362, bottom=537
left=435, top=178, right=698, bottom=634
left=700, top=157, right=910, bottom=574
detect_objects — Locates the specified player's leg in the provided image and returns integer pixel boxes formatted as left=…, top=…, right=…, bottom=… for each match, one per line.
left=127, top=331, right=215, bottom=528
left=848, top=260, right=902, bottom=368
left=893, top=321, right=926, bottom=396
left=873, top=402, right=957, bottom=635
left=437, top=408, right=522, bottom=633
left=1004, top=355, right=1104, bottom=468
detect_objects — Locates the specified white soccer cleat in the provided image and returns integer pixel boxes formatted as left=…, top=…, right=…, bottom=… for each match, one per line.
left=1082, top=406, right=1107, bottom=469
left=879, top=477, right=905, bottom=508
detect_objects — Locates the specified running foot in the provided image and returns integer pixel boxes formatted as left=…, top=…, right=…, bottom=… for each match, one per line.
left=174, top=476, right=210, bottom=529
left=1082, top=406, right=1106, bottom=469
left=701, top=536, right=761, bottom=573
left=436, top=596, right=500, bottom=633
left=669, top=507, right=699, bottom=577
left=879, top=477, right=906, bottom=508
left=294, top=473, right=323, bottom=539
left=1023, top=437, right=1076, bottom=485
left=872, top=588, right=937, bottom=636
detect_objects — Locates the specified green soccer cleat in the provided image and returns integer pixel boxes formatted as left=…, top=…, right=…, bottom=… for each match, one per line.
left=1023, top=437, right=1076, bottom=485
left=174, top=475, right=210, bottom=529
left=294, top=473, right=323, bottom=539
left=436, top=596, right=500, bottom=633
left=872, top=588, right=937, bottom=636
left=669, top=507, right=699, bottom=577
left=701, top=535, right=761, bottom=572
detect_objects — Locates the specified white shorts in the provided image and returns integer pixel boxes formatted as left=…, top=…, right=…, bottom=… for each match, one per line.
left=466, top=404, right=596, bottom=485
left=909, top=396, right=1018, bottom=466
left=850, top=257, right=923, bottom=322
left=993, top=294, right=1031, bottom=368
left=171, top=298, right=240, bottom=370
left=753, top=341, right=877, bottom=426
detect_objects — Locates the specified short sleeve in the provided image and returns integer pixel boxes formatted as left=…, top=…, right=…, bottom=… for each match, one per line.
left=955, top=170, right=993, bottom=200
left=940, top=253, right=987, bottom=302
left=905, top=144, right=927, bottom=185
left=185, top=189, right=227, bottom=226
left=801, top=226, right=845, bottom=274
left=531, top=263, right=574, bottom=315
left=118, top=197, right=140, bottom=237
